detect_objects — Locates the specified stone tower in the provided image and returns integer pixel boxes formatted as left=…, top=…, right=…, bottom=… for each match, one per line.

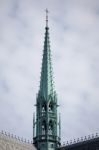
left=33, top=10, right=61, bottom=150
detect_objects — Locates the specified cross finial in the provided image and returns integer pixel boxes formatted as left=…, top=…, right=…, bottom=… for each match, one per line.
left=45, top=8, right=49, bottom=27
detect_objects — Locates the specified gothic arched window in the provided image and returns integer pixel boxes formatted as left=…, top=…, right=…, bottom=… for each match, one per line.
left=42, top=102, right=46, bottom=112
left=49, top=101, right=53, bottom=112
left=49, top=120, right=53, bottom=135
left=42, top=120, right=46, bottom=135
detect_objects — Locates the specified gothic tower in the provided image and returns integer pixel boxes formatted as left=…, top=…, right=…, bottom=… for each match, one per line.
left=33, top=10, right=61, bottom=150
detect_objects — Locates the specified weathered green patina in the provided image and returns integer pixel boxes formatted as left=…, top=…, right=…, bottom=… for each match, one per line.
left=33, top=10, right=61, bottom=150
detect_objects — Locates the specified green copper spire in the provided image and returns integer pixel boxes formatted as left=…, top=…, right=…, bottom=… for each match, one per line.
left=39, top=9, right=54, bottom=99
left=33, top=10, right=61, bottom=150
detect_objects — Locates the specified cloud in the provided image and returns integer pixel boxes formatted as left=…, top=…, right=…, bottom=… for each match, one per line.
left=0, top=0, right=99, bottom=144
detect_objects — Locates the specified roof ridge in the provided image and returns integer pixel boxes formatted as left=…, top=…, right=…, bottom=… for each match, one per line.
left=60, top=133, right=99, bottom=148
left=0, top=130, right=32, bottom=144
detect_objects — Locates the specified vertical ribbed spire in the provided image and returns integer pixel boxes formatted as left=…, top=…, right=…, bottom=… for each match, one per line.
left=33, top=11, right=61, bottom=150
left=39, top=9, right=54, bottom=100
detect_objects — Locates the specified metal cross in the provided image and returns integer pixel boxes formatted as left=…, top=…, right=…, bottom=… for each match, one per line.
left=45, top=8, right=49, bottom=27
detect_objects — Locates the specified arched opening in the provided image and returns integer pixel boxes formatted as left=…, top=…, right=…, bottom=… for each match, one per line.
left=42, top=102, right=46, bottom=112
left=49, top=120, right=53, bottom=135
left=49, top=101, right=53, bottom=112
left=42, top=120, right=46, bottom=135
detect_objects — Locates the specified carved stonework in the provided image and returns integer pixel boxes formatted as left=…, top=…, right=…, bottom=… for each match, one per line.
left=0, top=132, right=36, bottom=150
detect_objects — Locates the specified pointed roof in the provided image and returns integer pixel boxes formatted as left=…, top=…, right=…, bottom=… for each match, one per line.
left=38, top=10, right=55, bottom=100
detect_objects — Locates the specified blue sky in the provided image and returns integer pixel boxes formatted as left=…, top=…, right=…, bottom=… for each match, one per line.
left=0, top=0, right=99, bottom=144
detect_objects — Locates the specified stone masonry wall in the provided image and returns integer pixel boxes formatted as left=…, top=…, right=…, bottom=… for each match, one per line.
left=0, top=131, right=36, bottom=150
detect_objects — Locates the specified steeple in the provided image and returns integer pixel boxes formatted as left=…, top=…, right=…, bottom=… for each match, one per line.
left=39, top=9, right=54, bottom=100
left=45, top=8, right=48, bottom=28
left=33, top=10, right=61, bottom=150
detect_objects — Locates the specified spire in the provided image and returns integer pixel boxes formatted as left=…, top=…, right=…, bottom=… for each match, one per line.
left=33, top=11, right=60, bottom=150
left=46, top=8, right=49, bottom=28
left=39, top=9, right=55, bottom=100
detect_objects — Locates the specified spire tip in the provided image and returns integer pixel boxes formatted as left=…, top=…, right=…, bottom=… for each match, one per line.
left=45, top=8, right=49, bottom=27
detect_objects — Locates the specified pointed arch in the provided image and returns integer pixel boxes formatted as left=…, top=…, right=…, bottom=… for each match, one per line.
left=49, top=101, right=53, bottom=112
left=42, top=120, right=46, bottom=135
left=42, top=102, right=47, bottom=112
left=49, top=120, right=54, bottom=135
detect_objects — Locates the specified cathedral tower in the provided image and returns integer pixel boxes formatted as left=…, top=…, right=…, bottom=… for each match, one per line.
left=33, top=10, right=61, bottom=150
